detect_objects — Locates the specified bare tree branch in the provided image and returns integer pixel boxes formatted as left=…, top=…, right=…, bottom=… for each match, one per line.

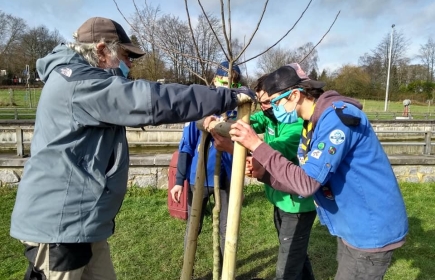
left=219, top=0, right=232, bottom=59
left=184, top=0, right=206, bottom=73
left=299, top=10, right=340, bottom=64
left=238, top=0, right=313, bottom=65
left=227, top=0, right=232, bottom=58
left=197, top=0, right=228, bottom=60
left=233, top=0, right=269, bottom=62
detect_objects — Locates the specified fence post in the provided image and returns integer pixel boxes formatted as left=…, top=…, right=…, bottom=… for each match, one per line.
left=14, top=108, right=18, bottom=120
left=8, top=88, right=14, bottom=105
left=16, top=128, right=24, bottom=157
left=424, top=131, right=432, bottom=155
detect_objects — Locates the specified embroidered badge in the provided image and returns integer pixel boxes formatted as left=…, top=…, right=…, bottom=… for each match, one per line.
left=317, top=142, right=325, bottom=150
left=310, top=149, right=322, bottom=159
left=328, top=147, right=336, bottom=155
left=267, top=127, right=275, bottom=136
left=60, top=67, right=72, bottom=77
left=322, top=186, right=334, bottom=200
left=298, top=156, right=305, bottom=165
left=329, top=129, right=345, bottom=145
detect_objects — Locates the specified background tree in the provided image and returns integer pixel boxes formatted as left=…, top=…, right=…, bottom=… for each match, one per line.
left=255, top=42, right=319, bottom=76
left=0, top=11, right=27, bottom=79
left=20, top=25, right=64, bottom=79
left=359, top=29, right=410, bottom=97
left=418, top=37, right=435, bottom=82
left=333, top=65, right=371, bottom=98
left=115, top=0, right=338, bottom=86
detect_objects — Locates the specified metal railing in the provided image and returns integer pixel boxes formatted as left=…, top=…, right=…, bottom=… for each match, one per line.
left=0, top=108, right=37, bottom=120
left=3, top=108, right=435, bottom=121
left=374, top=130, right=434, bottom=155
left=365, top=112, right=434, bottom=120
left=2, top=127, right=435, bottom=157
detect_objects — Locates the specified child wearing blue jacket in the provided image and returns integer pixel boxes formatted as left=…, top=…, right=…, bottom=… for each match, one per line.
left=170, top=61, right=241, bottom=259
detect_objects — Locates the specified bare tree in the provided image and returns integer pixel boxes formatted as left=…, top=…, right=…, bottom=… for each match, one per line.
left=295, top=42, right=318, bottom=73
left=0, top=11, right=27, bottom=75
left=256, top=46, right=293, bottom=74
left=359, top=29, right=410, bottom=93
left=418, top=37, right=435, bottom=82
left=20, top=25, right=65, bottom=76
left=128, top=2, right=168, bottom=81
left=114, top=0, right=339, bottom=86
left=256, top=43, right=319, bottom=76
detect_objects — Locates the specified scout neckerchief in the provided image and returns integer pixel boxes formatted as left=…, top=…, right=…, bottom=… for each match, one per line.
left=299, top=104, right=316, bottom=165
left=299, top=103, right=334, bottom=200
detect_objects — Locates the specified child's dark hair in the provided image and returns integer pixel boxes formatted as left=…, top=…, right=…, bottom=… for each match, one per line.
left=254, top=74, right=269, bottom=93
left=291, top=84, right=324, bottom=100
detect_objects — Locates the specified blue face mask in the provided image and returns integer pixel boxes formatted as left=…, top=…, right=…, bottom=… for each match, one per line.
left=271, top=89, right=301, bottom=124
left=273, top=103, right=298, bottom=124
left=118, top=60, right=130, bottom=78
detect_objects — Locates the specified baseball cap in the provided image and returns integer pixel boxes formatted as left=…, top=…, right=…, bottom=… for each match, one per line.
left=263, top=63, right=325, bottom=95
left=76, top=17, right=145, bottom=58
left=216, top=61, right=241, bottom=77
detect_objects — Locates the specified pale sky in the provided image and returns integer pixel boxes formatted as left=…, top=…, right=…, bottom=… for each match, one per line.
left=1, top=0, right=434, bottom=76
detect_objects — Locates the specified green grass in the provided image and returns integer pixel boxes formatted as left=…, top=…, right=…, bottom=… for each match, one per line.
left=0, top=89, right=40, bottom=119
left=1, top=89, right=435, bottom=120
left=1, top=183, right=434, bottom=279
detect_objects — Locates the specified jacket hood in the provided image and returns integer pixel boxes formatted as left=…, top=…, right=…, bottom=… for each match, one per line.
left=36, top=44, right=87, bottom=82
left=311, top=90, right=363, bottom=127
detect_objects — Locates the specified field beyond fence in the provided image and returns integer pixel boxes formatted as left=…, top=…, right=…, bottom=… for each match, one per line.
left=1, top=88, right=435, bottom=120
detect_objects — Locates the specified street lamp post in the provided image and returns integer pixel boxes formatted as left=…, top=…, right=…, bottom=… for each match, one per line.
left=384, top=24, right=395, bottom=112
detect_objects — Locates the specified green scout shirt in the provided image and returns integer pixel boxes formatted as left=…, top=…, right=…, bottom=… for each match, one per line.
left=250, top=111, right=315, bottom=213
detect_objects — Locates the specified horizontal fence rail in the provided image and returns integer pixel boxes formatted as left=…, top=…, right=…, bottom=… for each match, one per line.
left=2, top=109, right=435, bottom=121
left=1, top=125, right=434, bottom=157
left=365, top=112, right=434, bottom=120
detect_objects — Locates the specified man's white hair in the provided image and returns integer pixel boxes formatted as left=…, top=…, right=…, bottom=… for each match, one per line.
left=66, top=32, right=120, bottom=67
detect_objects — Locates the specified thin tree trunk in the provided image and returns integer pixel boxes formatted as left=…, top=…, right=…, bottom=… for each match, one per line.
left=181, top=132, right=211, bottom=280
left=212, top=150, right=222, bottom=280
left=221, top=102, right=251, bottom=280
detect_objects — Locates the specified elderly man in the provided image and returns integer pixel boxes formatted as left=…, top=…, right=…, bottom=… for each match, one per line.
left=10, top=17, right=254, bottom=280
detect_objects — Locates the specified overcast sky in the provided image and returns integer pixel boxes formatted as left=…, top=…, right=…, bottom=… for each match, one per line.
left=2, top=0, right=434, bottom=76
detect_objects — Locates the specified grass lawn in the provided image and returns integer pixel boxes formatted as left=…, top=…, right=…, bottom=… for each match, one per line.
left=1, top=88, right=435, bottom=120
left=1, top=183, right=434, bottom=280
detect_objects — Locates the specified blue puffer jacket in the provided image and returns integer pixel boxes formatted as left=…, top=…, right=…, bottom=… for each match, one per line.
left=10, top=44, right=238, bottom=243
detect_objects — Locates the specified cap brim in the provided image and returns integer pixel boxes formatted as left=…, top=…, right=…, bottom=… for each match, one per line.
left=301, top=80, right=326, bottom=89
left=121, top=43, right=146, bottom=58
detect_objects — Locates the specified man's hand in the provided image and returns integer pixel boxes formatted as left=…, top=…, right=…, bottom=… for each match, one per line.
left=211, top=130, right=234, bottom=154
left=245, top=156, right=253, bottom=177
left=246, top=156, right=266, bottom=178
left=203, top=115, right=218, bottom=131
left=234, top=86, right=256, bottom=105
left=170, top=185, right=183, bottom=203
left=229, top=120, right=263, bottom=152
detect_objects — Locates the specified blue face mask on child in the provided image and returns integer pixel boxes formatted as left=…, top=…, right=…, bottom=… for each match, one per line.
left=118, top=60, right=130, bottom=78
left=271, top=89, right=301, bottom=124
left=273, top=103, right=298, bottom=124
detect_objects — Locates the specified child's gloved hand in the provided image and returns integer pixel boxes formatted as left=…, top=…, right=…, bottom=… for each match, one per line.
left=234, top=86, right=256, bottom=105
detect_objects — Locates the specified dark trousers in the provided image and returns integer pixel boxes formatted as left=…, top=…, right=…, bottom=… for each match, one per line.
left=335, top=238, right=394, bottom=280
left=273, top=207, right=317, bottom=280
left=184, top=182, right=230, bottom=256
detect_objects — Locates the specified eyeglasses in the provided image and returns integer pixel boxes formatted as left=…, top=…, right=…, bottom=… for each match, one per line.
left=119, top=47, right=135, bottom=62
left=258, top=100, right=271, bottom=106
left=271, top=90, right=292, bottom=110
left=215, top=77, right=242, bottom=88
